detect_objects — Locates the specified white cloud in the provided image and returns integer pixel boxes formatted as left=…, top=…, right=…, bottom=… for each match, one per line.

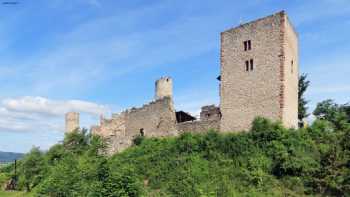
left=0, top=96, right=109, bottom=134
left=2, top=96, right=108, bottom=116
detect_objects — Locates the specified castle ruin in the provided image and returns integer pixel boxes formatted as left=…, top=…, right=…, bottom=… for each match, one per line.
left=220, top=10, right=299, bottom=131
left=65, top=11, right=299, bottom=154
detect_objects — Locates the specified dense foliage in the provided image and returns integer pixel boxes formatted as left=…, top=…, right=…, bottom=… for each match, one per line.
left=0, top=100, right=349, bottom=196
left=314, top=99, right=350, bottom=130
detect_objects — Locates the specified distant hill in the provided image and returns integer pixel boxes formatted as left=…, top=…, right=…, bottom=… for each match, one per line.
left=0, top=151, right=24, bottom=163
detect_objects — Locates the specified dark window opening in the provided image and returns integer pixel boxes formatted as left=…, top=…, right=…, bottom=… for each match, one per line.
left=243, top=40, right=252, bottom=51
left=245, top=59, right=254, bottom=72
left=250, top=59, right=254, bottom=70
left=140, top=128, right=144, bottom=136
left=291, top=60, right=294, bottom=73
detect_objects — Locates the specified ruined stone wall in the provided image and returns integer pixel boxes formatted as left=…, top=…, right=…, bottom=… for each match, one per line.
left=98, top=112, right=127, bottom=138
left=65, top=112, right=79, bottom=133
left=90, top=113, right=130, bottom=153
left=220, top=11, right=291, bottom=132
left=200, top=105, right=221, bottom=121
left=125, top=96, right=177, bottom=138
left=93, top=97, right=177, bottom=153
left=281, top=15, right=299, bottom=128
left=177, top=120, right=220, bottom=133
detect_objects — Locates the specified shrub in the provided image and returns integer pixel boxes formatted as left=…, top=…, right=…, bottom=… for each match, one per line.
left=176, top=132, right=201, bottom=154
left=132, top=135, right=145, bottom=146
left=7, top=117, right=350, bottom=196
left=18, top=147, right=46, bottom=192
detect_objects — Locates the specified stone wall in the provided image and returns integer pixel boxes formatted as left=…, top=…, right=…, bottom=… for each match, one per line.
left=220, top=11, right=298, bottom=132
left=281, top=15, right=299, bottom=128
left=155, top=77, right=173, bottom=100
left=99, top=112, right=126, bottom=138
left=200, top=105, right=221, bottom=121
left=125, top=96, right=177, bottom=138
left=92, top=97, right=177, bottom=153
left=177, top=120, right=220, bottom=133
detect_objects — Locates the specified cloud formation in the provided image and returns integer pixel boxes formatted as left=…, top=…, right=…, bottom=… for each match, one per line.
left=0, top=96, right=108, bottom=133
left=2, top=96, right=108, bottom=116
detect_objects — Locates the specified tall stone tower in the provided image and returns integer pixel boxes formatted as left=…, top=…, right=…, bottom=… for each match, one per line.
left=65, top=112, right=80, bottom=133
left=220, top=11, right=298, bottom=132
left=155, top=77, right=173, bottom=100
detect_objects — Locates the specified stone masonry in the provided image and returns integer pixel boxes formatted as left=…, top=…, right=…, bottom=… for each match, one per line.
left=65, top=11, right=298, bottom=154
left=65, top=112, right=80, bottom=133
left=155, top=77, right=173, bottom=100
left=88, top=79, right=179, bottom=153
left=220, top=11, right=298, bottom=132
left=200, top=105, right=221, bottom=121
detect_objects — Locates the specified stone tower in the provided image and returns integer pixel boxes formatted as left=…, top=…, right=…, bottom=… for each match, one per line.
left=65, top=112, right=80, bottom=133
left=155, top=77, right=173, bottom=100
left=220, top=11, right=298, bottom=132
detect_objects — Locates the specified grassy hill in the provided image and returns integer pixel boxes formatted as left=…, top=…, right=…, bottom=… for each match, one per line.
left=0, top=152, right=24, bottom=163
left=1, top=117, right=349, bottom=196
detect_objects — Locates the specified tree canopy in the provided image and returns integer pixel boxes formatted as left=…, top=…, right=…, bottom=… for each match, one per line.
left=1, top=109, right=349, bottom=196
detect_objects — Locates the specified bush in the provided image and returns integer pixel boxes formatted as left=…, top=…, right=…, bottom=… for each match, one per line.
left=6, top=117, right=350, bottom=196
left=132, top=135, right=145, bottom=146
left=17, top=147, right=46, bottom=192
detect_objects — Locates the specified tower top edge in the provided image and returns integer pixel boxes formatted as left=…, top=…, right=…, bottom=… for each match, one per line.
left=221, top=10, right=288, bottom=34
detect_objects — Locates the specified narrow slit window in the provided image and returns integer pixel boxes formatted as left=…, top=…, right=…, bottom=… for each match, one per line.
left=245, top=60, right=249, bottom=71
left=291, top=60, right=294, bottom=73
left=244, top=40, right=251, bottom=51
left=250, top=59, right=254, bottom=70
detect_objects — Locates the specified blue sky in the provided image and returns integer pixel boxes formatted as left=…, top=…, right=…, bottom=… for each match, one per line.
left=0, top=0, right=349, bottom=153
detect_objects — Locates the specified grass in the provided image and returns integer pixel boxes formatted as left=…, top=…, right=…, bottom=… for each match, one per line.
left=0, top=191, right=33, bottom=197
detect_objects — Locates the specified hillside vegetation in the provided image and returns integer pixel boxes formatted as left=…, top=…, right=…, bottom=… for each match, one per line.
left=0, top=152, right=24, bottom=163
left=0, top=100, right=349, bottom=196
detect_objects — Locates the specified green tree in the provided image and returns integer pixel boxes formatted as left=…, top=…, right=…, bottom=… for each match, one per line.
left=45, top=144, right=65, bottom=165
left=36, top=155, right=82, bottom=196
left=298, top=73, right=310, bottom=127
left=340, top=103, right=350, bottom=122
left=63, top=128, right=89, bottom=154
left=19, top=147, right=46, bottom=192
left=313, top=99, right=349, bottom=130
